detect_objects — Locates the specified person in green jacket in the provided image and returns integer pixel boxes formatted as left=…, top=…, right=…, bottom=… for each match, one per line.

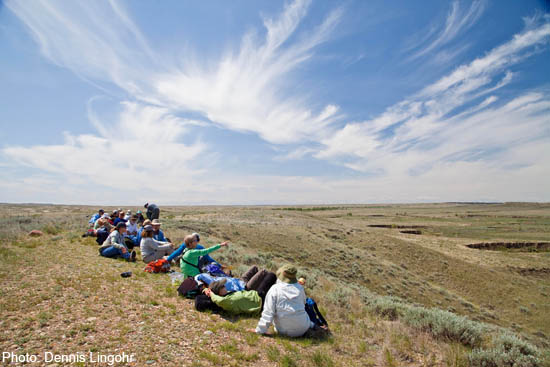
left=203, top=279, right=262, bottom=315
left=180, top=234, right=228, bottom=277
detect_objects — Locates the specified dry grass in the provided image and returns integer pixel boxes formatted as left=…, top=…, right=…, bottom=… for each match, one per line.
left=0, top=203, right=549, bottom=366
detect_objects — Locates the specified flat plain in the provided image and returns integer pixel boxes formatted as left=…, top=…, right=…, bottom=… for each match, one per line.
left=0, top=202, right=549, bottom=366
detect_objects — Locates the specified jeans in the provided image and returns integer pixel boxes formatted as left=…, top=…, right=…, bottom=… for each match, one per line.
left=96, top=228, right=109, bottom=245
left=101, top=246, right=130, bottom=260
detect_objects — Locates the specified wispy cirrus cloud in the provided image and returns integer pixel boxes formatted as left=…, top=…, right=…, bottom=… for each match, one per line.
left=153, top=1, right=344, bottom=144
left=406, top=0, right=486, bottom=61
left=3, top=0, right=345, bottom=199
left=317, top=19, right=550, bottom=178
left=2, top=0, right=550, bottom=204
left=6, top=0, right=343, bottom=144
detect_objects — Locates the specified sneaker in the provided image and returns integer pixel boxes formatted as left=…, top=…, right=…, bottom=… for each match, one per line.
left=130, top=251, right=137, bottom=262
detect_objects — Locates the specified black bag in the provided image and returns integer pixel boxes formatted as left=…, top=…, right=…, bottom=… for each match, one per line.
left=177, top=277, right=200, bottom=298
left=195, top=294, right=221, bottom=312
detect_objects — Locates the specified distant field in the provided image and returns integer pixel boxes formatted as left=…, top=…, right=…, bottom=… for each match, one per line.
left=0, top=203, right=549, bottom=366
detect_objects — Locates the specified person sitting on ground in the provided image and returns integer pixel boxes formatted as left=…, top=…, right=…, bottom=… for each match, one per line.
left=94, top=214, right=110, bottom=230
left=110, top=210, right=118, bottom=223
left=180, top=235, right=228, bottom=278
left=140, top=224, right=174, bottom=263
left=253, top=264, right=312, bottom=337
left=88, top=209, right=104, bottom=227
left=151, top=219, right=168, bottom=242
left=94, top=215, right=113, bottom=245
left=98, top=222, right=136, bottom=262
left=165, top=233, right=220, bottom=267
left=113, top=211, right=127, bottom=226
left=133, top=219, right=151, bottom=247
left=126, top=214, right=139, bottom=237
left=144, top=202, right=160, bottom=220
left=136, top=210, right=145, bottom=225
left=201, top=279, right=262, bottom=315
left=124, top=210, right=131, bottom=221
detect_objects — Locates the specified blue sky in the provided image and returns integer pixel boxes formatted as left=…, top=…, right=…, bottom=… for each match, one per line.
left=1, top=0, right=549, bottom=205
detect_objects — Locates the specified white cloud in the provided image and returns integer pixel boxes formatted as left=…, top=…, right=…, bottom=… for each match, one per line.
left=3, top=0, right=347, bottom=202
left=317, top=20, right=550, bottom=182
left=6, top=0, right=344, bottom=145
left=153, top=1, right=344, bottom=144
left=3, top=1, right=550, bottom=204
left=3, top=102, right=206, bottom=193
left=407, top=0, right=486, bottom=60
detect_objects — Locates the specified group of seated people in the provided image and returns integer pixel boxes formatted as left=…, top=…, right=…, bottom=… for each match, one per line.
left=85, top=208, right=328, bottom=337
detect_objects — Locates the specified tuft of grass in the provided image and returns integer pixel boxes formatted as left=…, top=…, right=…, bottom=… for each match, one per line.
left=266, top=345, right=280, bottom=362
left=244, top=331, right=259, bottom=346
left=42, top=224, right=62, bottom=235
left=280, top=354, right=298, bottom=367
left=198, top=351, right=222, bottom=365
left=384, top=348, right=396, bottom=367
left=311, top=350, right=334, bottom=367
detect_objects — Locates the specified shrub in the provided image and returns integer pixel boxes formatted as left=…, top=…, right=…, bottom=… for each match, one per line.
left=402, top=306, right=485, bottom=347
left=367, top=296, right=405, bottom=321
left=469, top=333, right=541, bottom=367
left=243, top=254, right=261, bottom=265
left=326, top=286, right=353, bottom=309
left=366, top=296, right=485, bottom=347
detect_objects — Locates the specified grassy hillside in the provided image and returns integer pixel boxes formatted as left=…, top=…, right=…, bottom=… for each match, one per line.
left=0, top=203, right=548, bottom=366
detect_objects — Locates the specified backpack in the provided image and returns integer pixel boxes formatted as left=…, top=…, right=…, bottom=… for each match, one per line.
left=305, top=298, right=328, bottom=327
left=144, top=259, right=171, bottom=273
left=195, top=294, right=222, bottom=312
left=177, top=277, right=201, bottom=298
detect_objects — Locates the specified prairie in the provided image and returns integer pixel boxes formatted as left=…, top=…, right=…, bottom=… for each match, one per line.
left=0, top=202, right=548, bottom=366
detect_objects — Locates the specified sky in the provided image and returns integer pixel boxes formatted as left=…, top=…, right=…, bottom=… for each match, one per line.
left=0, top=0, right=549, bottom=205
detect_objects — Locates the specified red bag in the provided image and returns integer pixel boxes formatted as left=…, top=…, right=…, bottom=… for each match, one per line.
left=144, top=259, right=170, bottom=273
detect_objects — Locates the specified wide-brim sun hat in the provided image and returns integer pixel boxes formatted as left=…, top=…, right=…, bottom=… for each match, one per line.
left=143, top=225, right=154, bottom=232
left=152, top=219, right=162, bottom=226
left=276, top=264, right=298, bottom=284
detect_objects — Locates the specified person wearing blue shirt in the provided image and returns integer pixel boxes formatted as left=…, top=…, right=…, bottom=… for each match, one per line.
left=165, top=232, right=220, bottom=266
left=151, top=219, right=167, bottom=241
left=132, top=219, right=150, bottom=247
left=113, top=211, right=128, bottom=226
left=88, top=209, right=104, bottom=227
left=195, top=273, right=245, bottom=292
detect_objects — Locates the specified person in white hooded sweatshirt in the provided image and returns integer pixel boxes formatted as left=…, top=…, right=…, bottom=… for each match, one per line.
left=254, top=264, right=313, bottom=337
